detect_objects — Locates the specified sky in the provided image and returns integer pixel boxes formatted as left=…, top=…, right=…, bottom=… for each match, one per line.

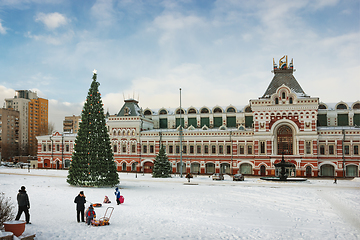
left=0, top=0, right=359, bottom=131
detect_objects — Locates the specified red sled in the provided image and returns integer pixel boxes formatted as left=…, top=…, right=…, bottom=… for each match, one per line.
left=119, top=195, right=124, bottom=204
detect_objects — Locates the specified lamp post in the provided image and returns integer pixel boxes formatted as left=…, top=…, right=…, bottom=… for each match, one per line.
left=179, top=88, right=183, bottom=178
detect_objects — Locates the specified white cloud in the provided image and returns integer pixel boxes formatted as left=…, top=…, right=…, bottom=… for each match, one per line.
left=0, top=20, right=7, bottom=34
left=35, top=12, right=69, bottom=30
left=25, top=30, right=74, bottom=45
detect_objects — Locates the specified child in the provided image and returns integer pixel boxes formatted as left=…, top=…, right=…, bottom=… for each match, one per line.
left=86, top=205, right=96, bottom=225
left=115, top=187, right=121, bottom=205
left=103, top=196, right=111, bottom=203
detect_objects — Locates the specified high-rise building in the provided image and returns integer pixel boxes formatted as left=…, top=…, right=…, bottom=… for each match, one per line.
left=5, top=90, right=48, bottom=156
left=0, top=108, right=20, bottom=160
left=63, top=115, right=81, bottom=133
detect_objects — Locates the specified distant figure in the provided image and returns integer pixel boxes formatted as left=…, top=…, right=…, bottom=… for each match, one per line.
left=334, top=177, right=337, bottom=184
left=74, top=191, right=86, bottom=222
left=115, top=187, right=121, bottom=205
left=15, top=186, right=31, bottom=224
left=86, top=205, right=96, bottom=225
left=103, top=196, right=111, bottom=203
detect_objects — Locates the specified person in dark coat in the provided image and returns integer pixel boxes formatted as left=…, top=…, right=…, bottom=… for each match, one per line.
left=115, top=187, right=121, bottom=205
left=15, top=186, right=30, bottom=224
left=74, top=191, right=86, bottom=222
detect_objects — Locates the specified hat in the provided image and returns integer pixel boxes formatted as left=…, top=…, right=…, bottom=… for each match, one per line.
left=89, top=204, right=93, bottom=208
left=21, top=186, right=26, bottom=190
left=80, top=191, right=84, bottom=195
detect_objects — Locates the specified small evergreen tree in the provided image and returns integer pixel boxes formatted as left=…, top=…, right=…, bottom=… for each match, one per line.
left=67, top=71, right=119, bottom=187
left=152, top=145, right=172, bottom=178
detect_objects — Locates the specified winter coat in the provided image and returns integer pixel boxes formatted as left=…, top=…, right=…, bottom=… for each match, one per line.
left=87, top=208, right=96, bottom=219
left=74, top=194, right=86, bottom=210
left=115, top=188, right=121, bottom=199
left=17, top=190, right=30, bottom=208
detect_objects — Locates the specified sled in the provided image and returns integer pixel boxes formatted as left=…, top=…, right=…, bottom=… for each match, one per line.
left=119, top=195, right=124, bottom=204
left=92, top=203, right=102, bottom=207
left=91, top=207, right=114, bottom=226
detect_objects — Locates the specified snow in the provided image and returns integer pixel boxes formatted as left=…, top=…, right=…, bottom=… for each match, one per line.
left=1, top=167, right=360, bottom=240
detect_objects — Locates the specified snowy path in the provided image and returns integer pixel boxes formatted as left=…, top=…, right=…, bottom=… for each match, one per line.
left=1, top=168, right=360, bottom=240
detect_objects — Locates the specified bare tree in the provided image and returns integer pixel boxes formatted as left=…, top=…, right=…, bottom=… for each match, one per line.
left=0, top=192, right=15, bottom=229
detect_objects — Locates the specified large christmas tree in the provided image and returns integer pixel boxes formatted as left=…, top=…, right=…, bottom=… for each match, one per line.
left=152, top=145, right=172, bottom=178
left=67, top=70, right=119, bottom=187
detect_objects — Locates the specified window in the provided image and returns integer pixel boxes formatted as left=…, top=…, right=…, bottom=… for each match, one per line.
left=169, top=145, right=173, bottom=154
left=211, top=145, right=216, bottom=154
left=289, top=97, right=293, bottom=104
left=56, top=144, right=60, bottom=152
left=239, top=145, right=244, bottom=154
left=122, top=162, right=126, bottom=171
left=43, top=144, right=46, bottom=152
left=354, top=145, right=359, bottom=155
left=190, top=145, right=194, bottom=154
left=113, top=145, right=117, bottom=153
left=182, top=145, right=187, bottom=154
left=226, top=145, right=231, bottom=155
left=260, top=141, right=265, bottom=154
left=131, top=144, right=136, bottom=153
left=143, top=145, right=147, bottom=153
left=197, top=145, right=201, bottom=154
left=282, top=92, right=286, bottom=99
left=150, top=145, right=154, bottom=153
left=344, top=145, right=350, bottom=155
left=122, top=144, right=126, bottom=153
left=176, top=145, right=180, bottom=154
left=320, top=145, right=325, bottom=155
left=306, top=141, right=312, bottom=154
left=66, top=144, right=70, bottom=152
left=219, top=145, right=223, bottom=154
left=275, top=98, right=279, bottom=104
left=204, top=145, right=209, bottom=154
left=48, top=144, right=51, bottom=152
left=329, top=145, right=334, bottom=155
left=247, top=145, right=252, bottom=155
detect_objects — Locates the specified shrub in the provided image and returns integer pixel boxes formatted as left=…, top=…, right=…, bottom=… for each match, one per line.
left=0, top=192, right=15, bottom=230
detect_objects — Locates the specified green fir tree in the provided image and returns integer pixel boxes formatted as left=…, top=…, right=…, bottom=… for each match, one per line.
left=67, top=71, right=119, bottom=187
left=152, top=145, right=172, bottom=178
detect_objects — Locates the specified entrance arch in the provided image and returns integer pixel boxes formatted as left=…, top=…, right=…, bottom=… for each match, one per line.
left=44, top=159, right=51, bottom=168
left=306, top=166, right=312, bottom=177
left=346, top=165, right=358, bottom=177
left=176, top=162, right=186, bottom=173
left=220, top=163, right=230, bottom=174
left=320, top=164, right=335, bottom=177
left=143, top=162, right=154, bottom=173
left=205, top=163, right=215, bottom=174
left=240, top=163, right=252, bottom=175
left=260, top=165, right=266, bottom=176
left=277, top=125, right=293, bottom=155
left=190, top=162, right=200, bottom=173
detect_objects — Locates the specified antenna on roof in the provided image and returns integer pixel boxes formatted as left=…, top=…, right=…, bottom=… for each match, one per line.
left=123, top=92, right=125, bottom=101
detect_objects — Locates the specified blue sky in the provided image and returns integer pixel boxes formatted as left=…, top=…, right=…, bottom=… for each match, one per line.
left=0, top=0, right=359, bottom=131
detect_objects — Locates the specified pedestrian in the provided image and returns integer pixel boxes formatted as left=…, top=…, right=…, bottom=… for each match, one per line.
left=15, top=186, right=31, bottom=224
left=115, top=187, right=121, bottom=205
left=334, top=177, right=337, bottom=184
left=86, top=205, right=96, bottom=225
left=74, top=191, right=86, bottom=223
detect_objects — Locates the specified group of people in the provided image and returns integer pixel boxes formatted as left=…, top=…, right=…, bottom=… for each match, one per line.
left=74, top=187, right=122, bottom=225
left=14, top=186, right=122, bottom=226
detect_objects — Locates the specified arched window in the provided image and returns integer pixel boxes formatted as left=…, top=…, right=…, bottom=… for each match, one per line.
left=245, top=106, right=252, bottom=112
left=319, top=104, right=327, bottom=109
left=282, top=92, right=286, bottom=99
left=200, top=108, right=209, bottom=114
left=277, top=125, right=293, bottom=155
left=337, top=104, right=347, bottom=110
left=176, top=109, right=185, bottom=114
left=159, top=109, right=167, bottom=115
left=289, top=97, right=293, bottom=104
left=144, top=110, right=152, bottom=115
left=188, top=108, right=197, bottom=114
left=353, top=103, right=360, bottom=110
left=227, top=107, right=236, bottom=113
left=213, top=107, right=223, bottom=113
left=275, top=98, right=279, bottom=104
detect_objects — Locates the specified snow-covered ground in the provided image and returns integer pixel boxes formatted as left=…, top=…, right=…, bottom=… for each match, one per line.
left=0, top=167, right=359, bottom=240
